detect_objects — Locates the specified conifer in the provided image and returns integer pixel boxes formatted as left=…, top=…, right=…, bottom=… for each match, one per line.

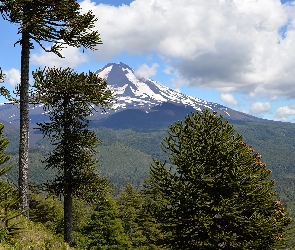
left=0, top=0, right=102, bottom=213
left=33, top=67, right=113, bottom=245
left=0, top=124, right=23, bottom=241
left=144, top=109, right=292, bottom=249
left=83, top=193, right=132, bottom=250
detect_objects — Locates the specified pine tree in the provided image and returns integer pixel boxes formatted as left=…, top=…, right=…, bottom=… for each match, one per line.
left=83, top=193, right=132, bottom=250
left=144, top=109, right=292, bottom=249
left=32, top=67, right=113, bottom=245
left=117, top=182, right=164, bottom=250
left=0, top=0, right=102, bottom=214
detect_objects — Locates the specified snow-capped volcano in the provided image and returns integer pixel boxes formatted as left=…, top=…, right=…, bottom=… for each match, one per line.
left=0, top=62, right=280, bottom=132
left=95, top=62, right=215, bottom=112
left=95, top=62, right=262, bottom=122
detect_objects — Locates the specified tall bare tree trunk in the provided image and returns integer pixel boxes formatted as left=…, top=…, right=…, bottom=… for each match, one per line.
left=19, top=29, right=30, bottom=217
left=63, top=95, right=73, bottom=245
left=64, top=188, right=73, bottom=245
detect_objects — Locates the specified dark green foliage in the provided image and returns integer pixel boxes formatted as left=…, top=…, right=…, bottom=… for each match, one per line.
left=144, top=110, right=292, bottom=249
left=0, top=69, right=11, bottom=101
left=33, top=67, right=113, bottom=201
left=29, top=187, right=64, bottom=234
left=83, top=193, right=132, bottom=250
left=0, top=0, right=103, bottom=215
left=0, top=124, right=23, bottom=242
left=33, top=67, right=113, bottom=245
left=117, top=182, right=164, bottom=250
left=0, top=0, right=101, bottom=55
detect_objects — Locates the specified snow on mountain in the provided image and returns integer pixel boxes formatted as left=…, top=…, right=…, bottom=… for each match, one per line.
left=95, top=62, right=214, bottom=111
left=94, top=62, right=251, bottom=120
left=95, top=62, right=286, bottom=124
left=0, top=62, right=281, bottom=130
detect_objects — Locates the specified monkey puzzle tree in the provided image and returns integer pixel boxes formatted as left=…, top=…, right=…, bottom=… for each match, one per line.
left=0, top=0, right=102, bottom=213
left=0, top=123, right=23, bottom=241
left=32, top=67, right=113, bottom=245
left=144, top=109, right=292, bottom=249
left=117, top=182, right=164, bottom=249
left=83, top=192, right=132, bottom=250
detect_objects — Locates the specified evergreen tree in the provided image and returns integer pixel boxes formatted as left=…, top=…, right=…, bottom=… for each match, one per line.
left=117, top=182, right=164, bottom=250
left=0, top=0, right=102, bottom=213
left=83, top=192, right=132, bottom=250
left=144, top=109, right=292, bottom=249
left=32, top=67, right=113, bottom=245
left=0, top=124, right=23, bottom=241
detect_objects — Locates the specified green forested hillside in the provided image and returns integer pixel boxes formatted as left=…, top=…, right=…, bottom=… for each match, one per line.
left=4, top=121, right=295, bottom=215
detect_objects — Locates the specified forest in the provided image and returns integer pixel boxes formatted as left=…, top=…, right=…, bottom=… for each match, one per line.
left=1, top=114, right=295, bottom=249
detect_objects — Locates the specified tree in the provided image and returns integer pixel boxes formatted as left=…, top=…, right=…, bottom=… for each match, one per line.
left=32, top=67, right=113, bottom=245
left=117, top=182, right=164, bottom=250
left=83, top=192, right=132, bottom=250
left=144, top=109, right=292, bottom=249
left=0, top=124, right=23, bottom=241
left=0, top=0, right=102, bottom=213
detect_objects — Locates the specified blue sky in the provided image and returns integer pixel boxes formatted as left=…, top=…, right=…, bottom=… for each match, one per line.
left=1, top=0, right=295, bottom=122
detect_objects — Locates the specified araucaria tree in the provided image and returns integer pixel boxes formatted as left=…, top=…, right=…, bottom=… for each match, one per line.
left=0, top=123, right=23, bottom=240
left=32, top=67, right=113, bottom=245
left=83, top=192, right=132, bottom=249
left=0, top=0, right=102, bottom=213
left=144, top=109, right=292, bottom=249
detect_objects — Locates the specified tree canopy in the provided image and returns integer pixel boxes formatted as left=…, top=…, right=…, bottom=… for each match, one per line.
left=144, top=109, right=292, bottom=249
left=0, top=0, right=101, bottom=55
left=0, top=124, right=23, bottom=240
left=33, top=67, right=113, bottom=245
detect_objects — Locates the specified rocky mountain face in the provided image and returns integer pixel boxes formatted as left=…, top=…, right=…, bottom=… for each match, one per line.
left=0, top=62, right=280, bottom=132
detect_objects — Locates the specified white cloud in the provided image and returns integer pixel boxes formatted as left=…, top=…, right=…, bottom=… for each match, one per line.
left=249, top=101, right=272, bottom=115
left=135, top=63, right=159, bottom=79
left=221, top=93, right=238, bottom=106
left=3, top=68, right=20, bottom=86
left=274, top=104, right=295, bottom=121
left=31, top=46, right=89, bottom=68
left=80, top=0, right=295, bottom=100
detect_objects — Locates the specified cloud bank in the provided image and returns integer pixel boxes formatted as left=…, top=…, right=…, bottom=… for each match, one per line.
left=80, top=0, right=295, bottom=101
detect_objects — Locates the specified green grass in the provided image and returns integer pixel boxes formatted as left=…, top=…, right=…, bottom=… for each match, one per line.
left=0, top=216, right=71, bottom=250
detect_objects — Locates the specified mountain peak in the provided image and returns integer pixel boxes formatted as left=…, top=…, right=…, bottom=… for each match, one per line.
left=94, top=62, right=280, bottom=123
left=95, top=62, right=213, bottom=112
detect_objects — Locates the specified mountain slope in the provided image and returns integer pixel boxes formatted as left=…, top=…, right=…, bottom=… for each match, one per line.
left=0, top=62, right=285, bottom=133
left=94, top=62, right=281, bottom=126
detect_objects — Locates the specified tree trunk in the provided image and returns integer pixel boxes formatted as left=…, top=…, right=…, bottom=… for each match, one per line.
left=64, top=190, right=73, bottom=245
left=63, top=95, right=73, bottom=246
left=19, top=29, right=30, bottom=217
